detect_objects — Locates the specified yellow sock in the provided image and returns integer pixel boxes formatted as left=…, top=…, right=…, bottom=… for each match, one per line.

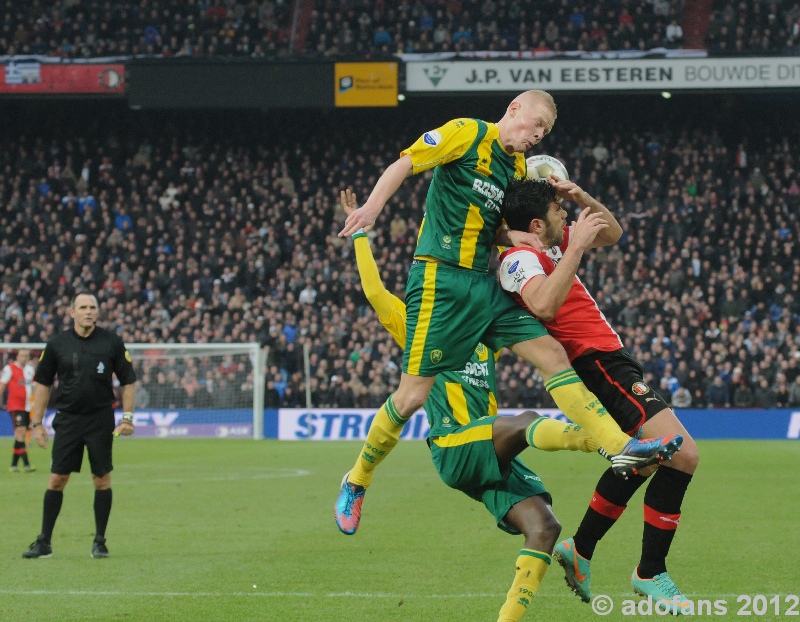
left=497, top=549, right=551, bottom=622
left=348, top=394, right=408, bottom=488
left=525, top=417, right=599, bottom=453
left=545, top=369, right=629, bottom=454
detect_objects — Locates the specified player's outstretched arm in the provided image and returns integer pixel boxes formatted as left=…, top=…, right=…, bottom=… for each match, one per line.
left=339, top=155, right=413, bottom=237
left=495, top=226, right=545, bottom=251
left=341, top=189, right=407, bottom=346
left=549, top=177, right=622, bottom=247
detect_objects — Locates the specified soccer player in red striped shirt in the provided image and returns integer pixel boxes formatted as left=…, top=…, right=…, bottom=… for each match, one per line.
left=0, top=349, right=36, bottom=472
left=499, top=176, right=698, bottom=613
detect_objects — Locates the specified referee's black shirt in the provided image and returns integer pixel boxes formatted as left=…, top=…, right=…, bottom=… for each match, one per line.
left=34, top=327, right=137, bottom=416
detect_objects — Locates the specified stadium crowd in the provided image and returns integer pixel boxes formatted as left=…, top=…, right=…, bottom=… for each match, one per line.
left=0, top=98, right=798, bottom=412
left=0, top=0, right=293, bottom=59
left=307, top=0, right=687, bottom=57
left=707, top=0, right=800, bottom=56
left=2, top=0, right=800, bottom=58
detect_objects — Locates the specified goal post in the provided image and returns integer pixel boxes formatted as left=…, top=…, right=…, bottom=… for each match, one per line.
left=0, top=342, right=267, bottom=439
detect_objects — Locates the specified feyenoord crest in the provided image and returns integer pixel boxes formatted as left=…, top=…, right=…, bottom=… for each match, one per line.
left=632, top=382, right=650, bottom=395
left=430, top=349, right=443, bottom=364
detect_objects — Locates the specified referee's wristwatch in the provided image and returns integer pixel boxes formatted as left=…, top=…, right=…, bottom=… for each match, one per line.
left=122, top=413, right=135, bottom=424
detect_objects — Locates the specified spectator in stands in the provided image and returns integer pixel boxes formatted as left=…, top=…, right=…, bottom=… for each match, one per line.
left=705, top=375, right=730, bottom=408
left=671, top=386, right=692, bottom=409
left=147, top=372, right=170, bottom=408
left=665, top=19, right=683, bottom=47
left=772, top=372, right=790, bottom=407
left=264, top=378, right=282, bottom=409
left=752, top=376, right=777, bottom=408
left=788, top=375, right=800, bottom=407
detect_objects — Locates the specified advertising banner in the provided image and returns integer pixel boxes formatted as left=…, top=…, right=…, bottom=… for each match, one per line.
left=335, top=62, right=398, bottom=107
left=5, top=408, right=798, bottom=440
left=0, top=409, right=252, bottom=438
left=406, top=57, right=800, bottom=92
left=0, top=62, right=125, bottom=94
left=271, top=408, right=800, bottom=441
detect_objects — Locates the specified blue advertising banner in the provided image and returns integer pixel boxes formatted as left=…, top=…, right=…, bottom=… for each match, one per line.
left=0, top=409, right=252, bottom=438
left=271, top=408, right=800, bottom=441
left=4, top=408, right=799, bottom=440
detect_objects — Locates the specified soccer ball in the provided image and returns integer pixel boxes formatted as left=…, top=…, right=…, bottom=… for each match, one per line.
left=526, top=154, right=569, bottom=181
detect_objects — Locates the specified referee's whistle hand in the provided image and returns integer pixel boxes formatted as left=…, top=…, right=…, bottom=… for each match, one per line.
left=33, top=426, right=48, bottom=449
left=113, top=421, right=135, bottom=437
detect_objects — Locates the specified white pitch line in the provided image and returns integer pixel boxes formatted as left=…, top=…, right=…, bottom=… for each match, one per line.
left=0, top=589, right=783, bottom=599
left=135, top=469, right=312, bottom=484
left=0, top=469, right=312, bottom=487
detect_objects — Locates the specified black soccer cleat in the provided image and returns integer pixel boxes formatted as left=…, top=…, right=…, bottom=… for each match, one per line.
left=22, top=535, right=52, bottom=559
left=91, top=537, right=110, bottom=558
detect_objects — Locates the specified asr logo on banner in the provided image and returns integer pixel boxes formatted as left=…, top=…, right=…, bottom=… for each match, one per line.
left=335, top=62, right=398, bottom=107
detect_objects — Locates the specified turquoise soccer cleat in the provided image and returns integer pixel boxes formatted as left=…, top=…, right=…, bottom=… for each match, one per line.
left=631, top=568, right=690, bottom=614
left=334, top=471, right=365, bottom=535
left=552, top=538, right=592, bottom=603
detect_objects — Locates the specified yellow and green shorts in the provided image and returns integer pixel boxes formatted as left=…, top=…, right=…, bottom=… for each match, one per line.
left=404, top=260, right=547, bottom=376
left=429, top=416, right=551, bottom=534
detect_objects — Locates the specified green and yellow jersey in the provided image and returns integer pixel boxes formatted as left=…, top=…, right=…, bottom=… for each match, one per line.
left=401, top=118, right=527, bottom=273
left=352, top=235, right=500, bottom=439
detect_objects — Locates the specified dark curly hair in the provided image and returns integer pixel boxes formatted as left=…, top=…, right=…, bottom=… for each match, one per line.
left=501, top=178, right=559, bottom=232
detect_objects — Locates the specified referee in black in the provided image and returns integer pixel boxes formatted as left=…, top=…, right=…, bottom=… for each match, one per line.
left=23, top=291, right=137, bottom=559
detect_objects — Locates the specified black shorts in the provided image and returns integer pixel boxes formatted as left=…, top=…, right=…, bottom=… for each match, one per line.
left=9, top=410, right=30, bottom=428
left=571, top=348, right=669, bottom=436
left=51, top=410, right=115, bottom=477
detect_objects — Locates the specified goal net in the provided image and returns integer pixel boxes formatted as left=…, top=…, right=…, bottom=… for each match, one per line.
left=0, top=343, right=266, bottom=439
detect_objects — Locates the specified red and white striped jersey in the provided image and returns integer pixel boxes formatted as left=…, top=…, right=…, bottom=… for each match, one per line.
left=0, top=361, right=35, bottom=411
left=498, top=225, right=623, bottom=361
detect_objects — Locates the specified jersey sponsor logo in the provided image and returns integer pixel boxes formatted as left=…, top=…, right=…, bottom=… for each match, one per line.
left=461, top=360, right=489, bottom=378
left=507, top=260, right=519, bottom=274
left=523, top=474, right=541, bottom=482
left=97, top=362, right=105, bottom=374
left=430, top=349, right=443, bottom=364
left=423, top=130, right=442, bottom=146
left=459, top=375, right=490, bottom=389
left=472, top=177, right=506, bottom=204
left=632, top=382, right=650, bottom=395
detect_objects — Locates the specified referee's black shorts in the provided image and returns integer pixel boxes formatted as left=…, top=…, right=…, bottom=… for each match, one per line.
left=51, top=409, right=115, bottom=477
left=571, top=348, right=670, bottom=436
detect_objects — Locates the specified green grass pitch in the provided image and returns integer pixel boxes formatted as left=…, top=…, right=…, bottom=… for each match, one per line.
left=0, top=439, right=798, bottom=621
